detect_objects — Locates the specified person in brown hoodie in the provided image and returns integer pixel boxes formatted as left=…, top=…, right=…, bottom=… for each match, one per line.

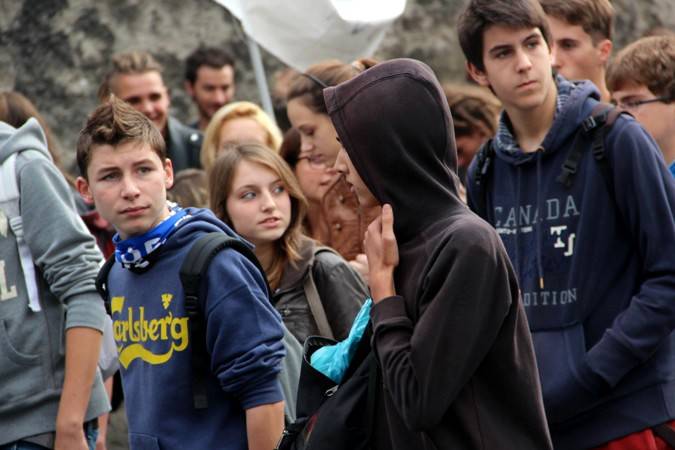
left=326, top=58, right=553, bottom=450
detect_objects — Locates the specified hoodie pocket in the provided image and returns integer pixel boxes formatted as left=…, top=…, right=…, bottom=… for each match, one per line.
left=129, top=433, right=161, bottom=450
left=0, top=318, right=44, bottom=402
left=534, top=323, right=605, bottom=423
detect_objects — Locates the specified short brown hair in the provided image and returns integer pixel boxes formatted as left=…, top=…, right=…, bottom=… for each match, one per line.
left=208, top=143, right=307, bottom=290
left=98, top=50, right=164, bottom=101
left=540, top=0, right=614, bottom=42
left=457, top=0, right=552, bottom=72
left=77, top=96, right=166, bottom=178
left=286, top=58, right=378, bottom=114
left=606, top=35, right=675, bottom=101
left=443, top=83, right=501, bottom=137
left=167, top=169, right=209, bottom=208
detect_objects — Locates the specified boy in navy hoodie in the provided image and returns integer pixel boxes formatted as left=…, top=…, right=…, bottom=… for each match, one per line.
left=458, top=0, right=675, bottom=448
left=75, top=97, right=285, bottom=450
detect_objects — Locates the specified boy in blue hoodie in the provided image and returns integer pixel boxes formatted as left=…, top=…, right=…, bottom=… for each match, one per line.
left=458, top=0, right=675, bottom=449
left=75, top=97, right=285, bottom=450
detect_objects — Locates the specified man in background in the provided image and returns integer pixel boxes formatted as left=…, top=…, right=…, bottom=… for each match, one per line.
left=184, top=46, right=236, bottom=131
left=99, top=50, right=202, bottom=171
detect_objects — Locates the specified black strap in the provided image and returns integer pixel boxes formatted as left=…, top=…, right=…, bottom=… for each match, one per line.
left=556, top=104, right=623, bottom=190
left=472, top=138, right=495, bottom=221
left=365, top=353, right=379, bottom=443
left=653, top=423, right=675, bottom=447
left=179, top=232, right=271, bottom=409
left=96, top=255, right=117, bottom=314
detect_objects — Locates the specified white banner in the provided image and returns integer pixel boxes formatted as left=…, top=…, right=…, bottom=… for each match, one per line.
left=214, top=0, right=406, bottom=70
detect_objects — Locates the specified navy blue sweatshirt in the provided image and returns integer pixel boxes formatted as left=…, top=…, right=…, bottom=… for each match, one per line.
left=467, top=77, right=675, bottom=449
left=107, top=208, right=285, bottom=450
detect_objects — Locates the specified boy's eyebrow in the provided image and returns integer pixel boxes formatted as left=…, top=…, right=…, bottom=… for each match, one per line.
left=488, top=31, right=541, bottom=54
left=522, top=32, right=541, bottom=43
left=487, top=43, right=514, bottom=55
left=93, top=158, right=156, bottom=173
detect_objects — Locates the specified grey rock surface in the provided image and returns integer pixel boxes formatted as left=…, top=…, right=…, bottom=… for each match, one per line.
left=1, top=0, right=673, bottom=170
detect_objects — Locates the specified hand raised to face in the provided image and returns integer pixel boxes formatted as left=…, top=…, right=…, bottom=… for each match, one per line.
left=364, top=204, right=399, bottom=302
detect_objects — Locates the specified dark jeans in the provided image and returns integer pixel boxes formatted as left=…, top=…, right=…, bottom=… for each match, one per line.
left=0, top=420, right=98, bottom=450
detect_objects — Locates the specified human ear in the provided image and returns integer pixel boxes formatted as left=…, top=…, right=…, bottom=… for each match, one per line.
left=184, top=80, right=195, bottom=98
left=466, top=61, right=489, bottom=87
left=597, top=39, right=613, bottom=65
left=164, top=158, right=174, bottom=190
left=75, top=176, right=95, bottom=205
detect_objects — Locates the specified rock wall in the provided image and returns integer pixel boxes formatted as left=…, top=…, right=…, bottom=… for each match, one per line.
left=1, top=0, right=673, bottom=170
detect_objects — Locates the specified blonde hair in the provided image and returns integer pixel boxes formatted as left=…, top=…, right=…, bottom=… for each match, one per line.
left=208, top=143, right=307, bottom=289
left=201, top=101, right=283, bottom=171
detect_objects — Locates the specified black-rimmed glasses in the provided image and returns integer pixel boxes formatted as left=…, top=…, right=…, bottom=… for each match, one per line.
left=614, top=96, right=671, bottom=110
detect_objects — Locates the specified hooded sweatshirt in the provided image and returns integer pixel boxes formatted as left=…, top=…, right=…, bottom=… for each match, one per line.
left=324, top=58, right=552, bottom=450
left=0, top=119, right=109, bottom=445
left=106, top=207, right=284, bottom=450
left=467, top=76, right=675, bottom=449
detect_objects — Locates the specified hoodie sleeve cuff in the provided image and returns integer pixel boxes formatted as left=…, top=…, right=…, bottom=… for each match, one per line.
left=370, top=296, right=412, bottom=332
left=64, top=292, right=107, bottom=332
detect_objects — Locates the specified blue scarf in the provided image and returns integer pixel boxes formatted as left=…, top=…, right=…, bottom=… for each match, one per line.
left=113, top=203, right=190, bottom=269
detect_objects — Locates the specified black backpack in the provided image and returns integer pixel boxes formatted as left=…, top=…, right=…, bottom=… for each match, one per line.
left=96, top=232, right=281, bottom=410
left=275, top=328, right=379, bottom=450
left=471, top=103, right=626, bottom=222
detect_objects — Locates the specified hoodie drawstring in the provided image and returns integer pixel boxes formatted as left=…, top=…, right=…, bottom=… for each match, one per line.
left=536, top=149, right=545, bottom=290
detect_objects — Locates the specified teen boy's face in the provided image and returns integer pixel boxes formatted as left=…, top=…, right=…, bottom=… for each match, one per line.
left=77, top=142, right=174, bottom=240
left=468, top=26, right=554, bottom=113
left=112, top=71, right=171, bottom=134
left=334, top=148, right=379, bottom=210
left=612, top=83, right=675, bottom=155
left=547, top=15, right=611, bottom=85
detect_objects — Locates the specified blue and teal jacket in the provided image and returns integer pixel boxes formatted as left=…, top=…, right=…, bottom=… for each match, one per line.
left=467, top=76, right=675, bottom=449
left=107, top=208, right=285, bottom=450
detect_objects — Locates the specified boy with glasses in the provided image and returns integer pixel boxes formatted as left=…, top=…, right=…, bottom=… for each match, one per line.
left=607, top=35, right=675, bottom=177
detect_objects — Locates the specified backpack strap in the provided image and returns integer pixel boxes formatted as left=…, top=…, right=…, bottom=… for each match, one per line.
left=556, top=103, right=624, bottom=190
left=179, top=232, right=269, bottom=409
left=1, top=152, right=41, bottom=312
left=96, top=254, right=117, bottom=313
left=471, top=138, right=495, bottom=221
left=302, top=246, right=336, bottom=340
left=653, top=423, right=675, bottom=447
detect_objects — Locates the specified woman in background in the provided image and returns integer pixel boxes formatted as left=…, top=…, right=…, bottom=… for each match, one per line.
left=285, top=59, right=379, bottom=275
left=201, top=101, right=283, bottom=171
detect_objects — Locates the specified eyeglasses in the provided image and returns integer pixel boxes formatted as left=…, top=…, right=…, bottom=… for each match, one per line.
left=297, top=154, right=328, bottom=169
left=613, top=96, right=671, bottom=110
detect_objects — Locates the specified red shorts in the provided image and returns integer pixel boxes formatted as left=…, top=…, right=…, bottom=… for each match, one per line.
left=593, top=421, right=675, bottom=450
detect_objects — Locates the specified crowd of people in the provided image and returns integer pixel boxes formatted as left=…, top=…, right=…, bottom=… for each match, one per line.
left=1, top=0, right=674, bottom=449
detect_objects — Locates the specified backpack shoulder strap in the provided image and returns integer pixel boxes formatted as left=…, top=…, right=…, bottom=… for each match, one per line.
left=179, top=232, right=271, bottom=409
left=302, top=246, right=336, bottom=340
left=96, top=254, right=117, bottom=313
left=471, top=138, right=495, bottom=221
left=557, top=103, right=626, bottom=190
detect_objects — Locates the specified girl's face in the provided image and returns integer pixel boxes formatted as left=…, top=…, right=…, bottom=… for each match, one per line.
left=226, top=159, right=292, bottom=246
left=287, top=99, right=341, bottom=203
left=294, top=152, right=336, bottom=204
left=286, top=98, right=342, bottom=165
